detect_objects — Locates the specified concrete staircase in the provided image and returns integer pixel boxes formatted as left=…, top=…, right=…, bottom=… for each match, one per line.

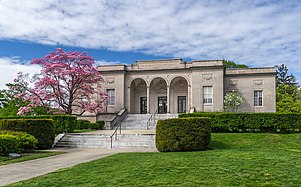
left=120, top=114, right=151, bottom=130
left=55, top=131, right=155, bottom=149
left=120, top=113, right=178, bottom=130
left=54, top=114, right=178, bottom=149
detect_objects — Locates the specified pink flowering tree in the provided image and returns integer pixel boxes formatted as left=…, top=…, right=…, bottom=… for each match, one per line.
left=15, top=48, right=107, bottom=116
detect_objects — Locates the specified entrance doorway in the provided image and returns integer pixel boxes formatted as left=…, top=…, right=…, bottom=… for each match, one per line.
left=158, top=96, right=167, bottom=114
left=178, top=96, right=186, bottom=113
left=140, top=97, right=147, bottom=114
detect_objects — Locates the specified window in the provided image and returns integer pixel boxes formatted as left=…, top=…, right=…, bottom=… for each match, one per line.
left=203, top=86, right=213, bottom=104
left=107, top=89, right=115, bottom=105
left=254, top=90, right=263, bottom=106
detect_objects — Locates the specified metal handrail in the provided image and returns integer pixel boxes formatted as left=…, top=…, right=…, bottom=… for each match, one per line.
left=146, top=114, right=153, bottom=130
left=146, top=109, right=157, bottom=130
left=110, top=121, right=122, bottom=148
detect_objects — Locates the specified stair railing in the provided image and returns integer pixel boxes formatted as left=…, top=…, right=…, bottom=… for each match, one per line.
left=146, top=109, right=158, bottom=130
left=146, top=114, right=152, bottom=130
left=153, top=109, right=158, bottom=126
left=110, top=121, right=122, bottom=148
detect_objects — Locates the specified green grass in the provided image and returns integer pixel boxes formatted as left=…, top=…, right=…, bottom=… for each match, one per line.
left=0, top=151, right=63, bottom=166
left=72, top=129, right=97, bottom=133
left=9, top=133, right=301, bottom=187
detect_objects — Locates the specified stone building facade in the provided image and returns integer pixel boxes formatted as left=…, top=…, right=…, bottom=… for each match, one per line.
left=96, top=59, right=276, bottom=117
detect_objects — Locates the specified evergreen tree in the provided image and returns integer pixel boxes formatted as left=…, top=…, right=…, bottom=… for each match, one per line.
left=276, top=64, right=298, bottom=87
left=275, top=64, right=301, bottom=113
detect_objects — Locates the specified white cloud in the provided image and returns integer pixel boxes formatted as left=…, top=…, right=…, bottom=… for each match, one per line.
left=94, top=60, right=123, bottom=66
left=0, top=0, right=301, bottom=76
left=0, top=57, right=41, bottom=89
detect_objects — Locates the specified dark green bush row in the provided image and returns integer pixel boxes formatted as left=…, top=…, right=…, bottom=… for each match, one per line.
left=0, top=130, right=38, bottom=155
left=91, top=121, right=105, bottom=130
left=76, top=120, right=104, bottom=130
left=0, top=119, right=55, bottom=149
left=179, top=112, right=301, bottom=133
left=76, top=120, right=91, bottom=130
left=0, top=115, right=76, bottom=133
left=156, top=117, right=211, bottom=152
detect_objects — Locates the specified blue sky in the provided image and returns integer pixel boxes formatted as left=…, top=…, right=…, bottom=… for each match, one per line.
left=0, top=0, right=301, bottom=89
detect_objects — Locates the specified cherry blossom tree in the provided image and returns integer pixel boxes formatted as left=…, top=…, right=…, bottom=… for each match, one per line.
left=15, top=48, right=107, bottom=116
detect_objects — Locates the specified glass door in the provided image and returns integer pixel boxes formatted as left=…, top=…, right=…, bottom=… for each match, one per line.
left=158, top=96, right=167, bottom=114
left=140, top=97, right=147, bottom=114
left=178, top=96, right=186, bottom=113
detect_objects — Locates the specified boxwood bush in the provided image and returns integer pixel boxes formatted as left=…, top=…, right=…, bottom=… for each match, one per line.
left=156, top=117, right=211, bottom=152
left=0, top=119, right=55, bottom=149
left=76, top=120, right=91, bottom=130
left=90, top=121, right=105, bottom=130
left=0, top=115, right=76, bottom=134
left=179, top=112, right=301, bottom=133
left=0, top=134, right=20, bottom=155
left=0, top=130, right=38, bottom=155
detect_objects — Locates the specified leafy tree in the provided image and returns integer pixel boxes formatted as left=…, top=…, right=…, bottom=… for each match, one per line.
left=222, top=90, right=244, bottom=112
left=13, top=48, right=107, bottom=116
left=0, top=81, right=48, bottom=116
left=223, top=59, right=249, bottom=68
left=276, top=94, right=301, bottom=113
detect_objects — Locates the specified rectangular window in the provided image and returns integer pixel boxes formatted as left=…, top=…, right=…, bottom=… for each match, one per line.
left=203, top=86, right=213, bottom=104
left=107, top=89, right=115, bottom=105
left=254, top=90, right=263, bottom=106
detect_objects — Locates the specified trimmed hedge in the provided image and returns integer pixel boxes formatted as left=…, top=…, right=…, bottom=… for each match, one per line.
left=0, top=131, right=38, bottom=155
left=76, top=120, right=91, bottom=130
left=179, top=112, right=301, bottom=133
left=90, top=121, right=105, bottom=130
left=156, top=117, right=211, bottom=152
left=0, top=115, right=76, bottom=134
left=76, top=120, right=104, bottom=130
left=0, top=119, right=55, bottom=149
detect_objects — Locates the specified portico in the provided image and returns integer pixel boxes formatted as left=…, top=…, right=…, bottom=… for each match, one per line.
left=128, top=76, right=189, bottom=114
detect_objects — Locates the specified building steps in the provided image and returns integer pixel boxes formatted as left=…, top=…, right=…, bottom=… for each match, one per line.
left=120, top=113, right=178, bottom=130
left=54, top=114, right=178, bottom=149
left=54, top=131, right=156, bottom=149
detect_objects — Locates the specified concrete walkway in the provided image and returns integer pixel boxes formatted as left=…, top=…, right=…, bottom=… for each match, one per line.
left=0, top=147, right=157, bottom=186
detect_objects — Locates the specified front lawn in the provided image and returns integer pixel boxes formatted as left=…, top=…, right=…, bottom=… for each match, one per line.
left=0, top=151, right=63, bottom=166
left=10, top=133, right=301, bottom=187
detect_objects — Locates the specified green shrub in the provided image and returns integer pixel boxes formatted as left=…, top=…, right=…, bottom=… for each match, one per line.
left=179, top=112, right=301, bottom=133
left=50, top=115, right=77, bottom=133
left=76, top=120, right=91, bottom=130
left=0, top=115, right=76, bottom=134
left=156, top=117, right=211, bottom=152
left=0, top=119, right=55, bottom=149
left=0, top=134, right=20, bottom=155
left=90, top=121, right=104, bottom=130
left=0, top=130, right=38, bottom=151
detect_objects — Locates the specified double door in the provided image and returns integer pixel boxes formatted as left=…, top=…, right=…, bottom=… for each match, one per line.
left=158, top=96, right=167, bottom=114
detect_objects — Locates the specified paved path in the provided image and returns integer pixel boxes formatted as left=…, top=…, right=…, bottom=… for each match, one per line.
left=0, top=147, right=157, bottom=186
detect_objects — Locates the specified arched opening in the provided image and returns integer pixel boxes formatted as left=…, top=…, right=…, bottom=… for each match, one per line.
left=170, top=77, right=188, bottom=113
left=150, top=77, right=167, bottom=114
left=130, top=78, right=147, bottom=114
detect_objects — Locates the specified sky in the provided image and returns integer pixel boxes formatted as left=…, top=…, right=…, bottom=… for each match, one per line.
left=0, top=0, right=301, bottom=89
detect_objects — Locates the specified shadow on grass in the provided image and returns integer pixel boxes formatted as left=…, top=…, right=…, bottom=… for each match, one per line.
left=208, top=140, right=231, bottom=150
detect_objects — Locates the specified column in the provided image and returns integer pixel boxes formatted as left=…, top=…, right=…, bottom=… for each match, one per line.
left=167, top=86, right=170, bottom=113
left=126, top=87, right=131, bottom=113
left=147, top=86, right=150, bottom=113
left=188, top=85, right=192, bottom=112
